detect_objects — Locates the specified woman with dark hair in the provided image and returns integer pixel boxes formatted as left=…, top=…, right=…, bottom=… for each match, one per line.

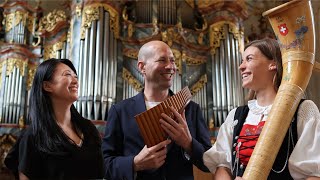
left=203, top=38, right=320, bottom=179
left=5, top=58, right=104, bottom=179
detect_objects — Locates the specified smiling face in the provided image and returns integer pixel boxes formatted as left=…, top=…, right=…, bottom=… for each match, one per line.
left=43, top=63, right=79, bottom=103
left=239, top=46, right=276, bottom=92
left=138, top=41, right=176, bottom=91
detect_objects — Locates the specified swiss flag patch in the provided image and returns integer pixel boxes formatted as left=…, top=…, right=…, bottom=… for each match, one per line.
left=278, top=24, right=289, bottom=36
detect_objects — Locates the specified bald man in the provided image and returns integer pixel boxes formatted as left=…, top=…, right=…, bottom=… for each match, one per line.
left=102, top=41, right=211, bottom=180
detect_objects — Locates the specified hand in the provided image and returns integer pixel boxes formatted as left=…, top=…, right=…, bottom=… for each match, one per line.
left=159, top=106, right=192, bottom=154
left=133, top=139, right=171, bottom=171
left=235, top=177, right=244, bottom=180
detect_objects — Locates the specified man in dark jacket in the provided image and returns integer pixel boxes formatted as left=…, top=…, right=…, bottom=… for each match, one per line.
left=102, top=40, right=211, bottom=180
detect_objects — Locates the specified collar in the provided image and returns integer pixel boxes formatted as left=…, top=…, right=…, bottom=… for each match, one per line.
left=140, top=88, right=175, bottom=99
left=248, top=99, right=272, bottom=116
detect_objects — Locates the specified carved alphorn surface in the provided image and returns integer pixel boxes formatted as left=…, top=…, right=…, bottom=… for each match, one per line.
left=135, top=87, right=192, bottom=147
left=243, top=0, right=316, bottom=179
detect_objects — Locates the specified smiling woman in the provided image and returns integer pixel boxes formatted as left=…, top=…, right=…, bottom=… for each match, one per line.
left=203, top=38, right=320, bottom=179
left=42, top=62, right=79, bottom=103
left=4, top=58, right=104, bottom=180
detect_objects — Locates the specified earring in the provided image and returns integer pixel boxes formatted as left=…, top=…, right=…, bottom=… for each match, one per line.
left=269, top=66, right=277, bottom=70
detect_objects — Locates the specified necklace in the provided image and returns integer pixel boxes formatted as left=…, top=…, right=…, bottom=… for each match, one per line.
left=57, top=123, right=84, bottom=147
left=76, top=138, right=83, bottom=147
left=75, top=133, right=84, bottom=147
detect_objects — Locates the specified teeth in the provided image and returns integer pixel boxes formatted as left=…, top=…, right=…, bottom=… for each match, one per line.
left=163, top=74, right=172, bottom=78
left=242, top=74, right=248, bottom=79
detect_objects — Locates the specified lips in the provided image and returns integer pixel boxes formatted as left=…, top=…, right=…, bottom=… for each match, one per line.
left=241, top=72, right=250, bottom=79
left=69, top=85, right=78, bottom=91
left=162, top=73, right=174, bottom=79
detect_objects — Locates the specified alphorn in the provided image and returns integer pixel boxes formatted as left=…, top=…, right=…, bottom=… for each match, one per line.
left=135, top=86, right=192, bottom=147
left=243, top=0, right=316, bottom=179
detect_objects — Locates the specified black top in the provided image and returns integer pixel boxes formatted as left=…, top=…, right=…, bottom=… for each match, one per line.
left=7, top=118, right=104, bottom=180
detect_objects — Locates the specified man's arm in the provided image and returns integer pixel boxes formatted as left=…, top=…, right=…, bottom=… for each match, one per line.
left=102, top=105, right=135, bottom=180
left=133, top=140, right=171, bottom=171
left=183, top=103, right=212, bottom=171
left=160, top=104, right=212, bottom=171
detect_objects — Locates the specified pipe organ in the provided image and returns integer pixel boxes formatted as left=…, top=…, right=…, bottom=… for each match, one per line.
left=209, top=22, right=246, bottom=126
left=0, top=0, right=248, bottom=162
left=0, top=1, right=42, bottom=126
left=74, top=4, right=120, bottom=121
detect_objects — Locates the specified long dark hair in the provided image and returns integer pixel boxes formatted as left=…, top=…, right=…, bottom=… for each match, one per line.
left=29, top=58, right=85, bottom=154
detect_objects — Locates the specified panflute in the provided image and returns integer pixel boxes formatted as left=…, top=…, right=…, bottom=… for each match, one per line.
left=135, top=87, right=192, bottom=147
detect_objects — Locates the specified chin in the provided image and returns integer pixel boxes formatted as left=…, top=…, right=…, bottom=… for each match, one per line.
left=71, top=96, right=78, bottom=102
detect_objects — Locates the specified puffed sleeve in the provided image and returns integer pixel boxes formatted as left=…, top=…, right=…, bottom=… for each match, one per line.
left=289, top=100, right=320, bottom=179
left=203, top=108, right=236, bottom=173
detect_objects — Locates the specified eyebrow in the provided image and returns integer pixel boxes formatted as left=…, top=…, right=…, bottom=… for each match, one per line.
left=63, top=70, right=72, bottom=73
left=246, top=54, right=254, bottom=58
left=61, top=69, right=75, bottom=75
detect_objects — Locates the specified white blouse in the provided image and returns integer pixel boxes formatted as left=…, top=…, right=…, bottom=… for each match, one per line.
left=203, top=99, right=320, bottom=179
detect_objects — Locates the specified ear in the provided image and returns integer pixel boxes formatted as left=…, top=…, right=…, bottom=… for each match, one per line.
left=43, top=81, right=53, bottom=93
left=268, top=62, right=277, bottom=71
left=137, top=60, right=146, bottom=74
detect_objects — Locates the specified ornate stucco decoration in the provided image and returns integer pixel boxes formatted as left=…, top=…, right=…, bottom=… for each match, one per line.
left=182, top=52, right=207, bottom=65
left=190, top=74, right=207, bottom=95
left=0, top=134, right=17, bottom=169
left=229, top=25, right=244, bottom=52
left=123, top=48, right=139, bottom=59
left=122, top=68, right=143, bottom=92
left=5, top=58, right=26, bottom=76
left=194, top=17, right=207, bottom=45
left=209, top=22, right=226, bottom=55
left=38, top=9, right=67, bottom=32
left=102, top=4, right=120, bottom=39
left=18, top=116, right=25, bottom=128
left=122, top=5, right=135, bottom=39
left=4, top=10, right=26, bottom=32
left=76, top=5, right=82, bottom=17
left=80, top=6, right=99, bottom=39
left=152, top=18, right=159, bottom=35
left=172, top=49, right=182, bottom=74
left=26, top=15, right=36, bottom=34
left=161, top=28, right=174, bottom=47
left=0, top=58, right=27, bottom=90
left=209, top=21, right=243, bottom=55
left=27, top=62, right=37, bottom=90
left=43, top=34, right=67, bottom=60
left=185, top=0, right=247, bottom=19
left=80, top=3, right=120, bottom=39
left=127, top=23, right=134, bottom=38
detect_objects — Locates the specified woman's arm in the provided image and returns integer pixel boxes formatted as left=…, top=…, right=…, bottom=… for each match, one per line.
left=19, top=172, right=29, bottom=180
left=214, top=167, right=232, bottom=180
left=306, top=177, right=320, bottom=180
left=289, top=100, right=320, bottom=178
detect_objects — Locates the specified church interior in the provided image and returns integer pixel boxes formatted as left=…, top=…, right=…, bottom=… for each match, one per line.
left=0, top=0, right=320, bottom=179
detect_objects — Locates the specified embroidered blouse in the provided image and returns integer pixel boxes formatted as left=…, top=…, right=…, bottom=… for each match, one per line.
left=203, top=100, right=320, bottom=179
